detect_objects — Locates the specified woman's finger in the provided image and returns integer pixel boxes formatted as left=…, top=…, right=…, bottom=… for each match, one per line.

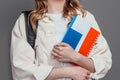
left=56, top=42, right=69, bottom=47
left=85, top=71, right=91, bottom=80
left=54, top=45, right=63, bottom=51
left=52, top=47, right=61, bottom=54
left=51, top=51, right=62, bottom=58
left=87, top=71, right=91, bottom=75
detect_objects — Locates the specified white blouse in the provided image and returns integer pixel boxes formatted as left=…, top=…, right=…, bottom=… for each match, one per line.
left=10, top=11, right=112, bottom=80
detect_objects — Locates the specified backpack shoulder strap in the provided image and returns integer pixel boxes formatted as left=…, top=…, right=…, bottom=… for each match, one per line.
left=22, top=10, right=38, bottom=48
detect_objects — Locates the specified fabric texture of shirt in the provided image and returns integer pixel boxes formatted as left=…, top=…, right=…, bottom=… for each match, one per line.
left=10, top=11, right=112, bottom=80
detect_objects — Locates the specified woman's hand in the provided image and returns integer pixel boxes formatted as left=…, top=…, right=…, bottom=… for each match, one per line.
left=68, top=66, right=90, bottom=80
left=51, top=42, right=80, bottom=62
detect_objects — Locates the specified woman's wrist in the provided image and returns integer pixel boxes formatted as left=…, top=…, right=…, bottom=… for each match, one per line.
left=70, top=52, right=95, bottom=73
left=71, top=52, right=82, bottom=63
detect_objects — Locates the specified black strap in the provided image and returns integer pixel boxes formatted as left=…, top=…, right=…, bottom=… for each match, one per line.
left=67, top=0, right=71, bottom=5
left=22, top=11, right=38, bottom=48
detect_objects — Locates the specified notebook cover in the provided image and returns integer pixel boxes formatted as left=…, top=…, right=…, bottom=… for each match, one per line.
left=62, top=15, right=100, bottom=57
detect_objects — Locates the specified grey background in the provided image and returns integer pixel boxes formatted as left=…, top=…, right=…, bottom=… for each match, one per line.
left=0, top=0, right=119, bottom=80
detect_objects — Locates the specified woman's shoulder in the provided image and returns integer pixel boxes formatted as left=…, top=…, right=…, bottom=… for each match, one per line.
left=77, top=10, right=95, bottom=21
left=77, top=10, right=101, bottom=32
left=85, top=10, right=96, bottom=22
left=17, top=13, right=25, bottom=21
left=12, top=13, right=24, bottom=31
left=12, top=13, right=27, bottom=39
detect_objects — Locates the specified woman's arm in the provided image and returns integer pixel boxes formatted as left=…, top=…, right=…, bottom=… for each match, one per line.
left=45, top=66, right=90, bottom=80
left=52, top=11, right=112, bottom=79
left=52, top=35, right=112, bottom=80
left=71, top=52, right=96, bottom=73
left=52, top=43, right=95, bottom=73
left=10, top=14, right=53, bottom=80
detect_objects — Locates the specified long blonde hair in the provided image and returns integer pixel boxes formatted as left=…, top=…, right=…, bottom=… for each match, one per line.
left=29, top=0, right=86, bottom=31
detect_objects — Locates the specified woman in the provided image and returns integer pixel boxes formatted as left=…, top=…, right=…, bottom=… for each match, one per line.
left=10, top=0, right=112, bottom=80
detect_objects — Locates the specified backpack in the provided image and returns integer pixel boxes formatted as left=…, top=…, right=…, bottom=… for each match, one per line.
left=22, top=11, right=38, bottom=49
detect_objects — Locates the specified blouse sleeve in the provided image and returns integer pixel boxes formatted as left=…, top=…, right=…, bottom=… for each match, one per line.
left=85, top=11, right=112, bottom=79
left=10, top=14, right=53, bottom=80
